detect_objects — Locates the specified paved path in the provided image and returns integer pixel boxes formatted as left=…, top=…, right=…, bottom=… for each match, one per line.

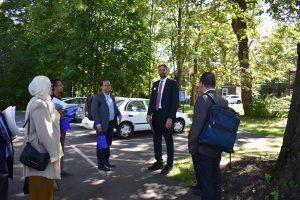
left=8, top=115, right=282, bottom=200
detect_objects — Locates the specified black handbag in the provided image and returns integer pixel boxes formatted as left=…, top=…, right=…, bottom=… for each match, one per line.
left=19, top=119, right=50, bottom=171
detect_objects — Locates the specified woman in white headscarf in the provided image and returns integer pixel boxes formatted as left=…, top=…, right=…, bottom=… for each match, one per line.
left=22, top=75, right=63, bottom=200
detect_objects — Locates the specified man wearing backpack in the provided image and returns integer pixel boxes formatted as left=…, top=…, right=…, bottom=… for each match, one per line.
left=188, top=72, right=228, bottom=200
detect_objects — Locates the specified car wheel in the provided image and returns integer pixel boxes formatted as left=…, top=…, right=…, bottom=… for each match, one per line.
left=173, top=118, right=185, bottom=133
left=237, top=100, right=241, bottom=104
left=117, top=122, right=133, bottom=139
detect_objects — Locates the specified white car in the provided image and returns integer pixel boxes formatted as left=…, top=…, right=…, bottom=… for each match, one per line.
left=81, top=97, right=191, bottom=138
left=223, top=95, right=242, bottom=104
left=62, top=97, right=86, bottom=107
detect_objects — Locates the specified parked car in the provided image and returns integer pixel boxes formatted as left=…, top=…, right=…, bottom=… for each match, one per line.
left=80, top=97, right=191, bottom=138
left=223, top=95, right=242, bottom=104
left=62, top=97, right=87, bottom=107
left=59, top=97, right=86, bottom=121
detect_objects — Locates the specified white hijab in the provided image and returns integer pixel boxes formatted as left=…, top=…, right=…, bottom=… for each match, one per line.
left=25, top=76, right=52, bottom=120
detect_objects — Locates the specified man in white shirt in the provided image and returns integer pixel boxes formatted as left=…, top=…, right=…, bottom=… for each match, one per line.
left=91, top=80, right=121, bottom=171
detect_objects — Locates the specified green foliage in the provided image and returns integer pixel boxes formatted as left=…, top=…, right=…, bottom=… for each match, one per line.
left=0, top=0, right=299, bottom=110
left=265, top=0, right=300, bottom=22
left=0, top=0, right=153, bottom=109
left=259, top=81, right=289, bottom=98
left=287, top=180, right=296, bottom=188
left=252, top=25, right=299, bottom=91
left=247, top=96, right=290, bottom=118
left=264, top=173, right=273, bottom=183
left=270, top=189, right=279, bottom=200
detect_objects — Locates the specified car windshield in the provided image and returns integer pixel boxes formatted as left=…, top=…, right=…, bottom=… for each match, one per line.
left=116, top=100, right=125, bottom=107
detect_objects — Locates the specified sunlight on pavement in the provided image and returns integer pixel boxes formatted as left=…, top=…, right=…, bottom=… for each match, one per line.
left=131, top=183, right=188, bottom=199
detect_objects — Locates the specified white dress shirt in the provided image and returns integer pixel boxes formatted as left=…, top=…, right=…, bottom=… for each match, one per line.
left=158, top=77, right=167, bottom=109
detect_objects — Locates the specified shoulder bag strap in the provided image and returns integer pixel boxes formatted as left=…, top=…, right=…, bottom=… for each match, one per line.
left=23, top=117, right=30, bottom=142
left=204, top=92, right=216, bottom=105
left=23, top=99, right=51, bottom=141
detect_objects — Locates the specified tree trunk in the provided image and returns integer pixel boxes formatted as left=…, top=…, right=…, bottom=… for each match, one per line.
left=190, top=57, right=198, bottom=106
left=273, top=43, right=300, bottom=187
left=175, top=0, right=183, bottom=88
left=148, top=0, right=155, bottom=97
left=231, top=13, right=252, bottom=116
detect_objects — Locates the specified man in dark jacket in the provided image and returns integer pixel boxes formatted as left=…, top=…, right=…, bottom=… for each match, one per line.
left=188, top=72, right=228, bottom=200
left=91, top=80, right=121, bottom=171
left=147, top=64, right=179, bottom=175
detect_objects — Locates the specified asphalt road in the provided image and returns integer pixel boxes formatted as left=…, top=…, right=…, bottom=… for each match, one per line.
left=9, top=115, right=199, bottom=200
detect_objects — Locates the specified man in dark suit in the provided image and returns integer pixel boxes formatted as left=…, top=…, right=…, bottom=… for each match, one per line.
left=188, top=72, right=228, bottom=200
left=91, top=80, right=121, bottom=171
left=147, top=64, right=179, bottom=175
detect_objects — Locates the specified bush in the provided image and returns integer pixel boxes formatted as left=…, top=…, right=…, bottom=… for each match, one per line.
left=248, top=96, right=290, bottom=118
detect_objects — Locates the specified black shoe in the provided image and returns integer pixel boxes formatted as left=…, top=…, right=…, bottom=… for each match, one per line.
left=148, top=162, right=163, bottom=171
left=189, top=184, right=201, bottom=191
left=106, top=163, right=116, bottom=168
left=61, top=171, right=72, bottom=177
left=160, top=165, right=173, bottom=175
left=98, top=166, right=111, bottom=171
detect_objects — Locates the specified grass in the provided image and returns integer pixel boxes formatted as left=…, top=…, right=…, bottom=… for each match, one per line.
left=172, top=117, right=286, bottom=186
left=168, top=156, right=195, bottom=186
left=239, top=117, right=287, bottom=137
left=178, top=103, right=193, bottom=115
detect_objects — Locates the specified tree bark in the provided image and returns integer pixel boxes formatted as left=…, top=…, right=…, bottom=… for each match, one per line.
left=148, top=0, right=155, bottom=97
left=273, top=43, right=300, bottom=187
left=231, top=0, right=252, bottom=115
left=175, top=0, right=183, bottom=88
left=190, top=57, right=198, bottom=106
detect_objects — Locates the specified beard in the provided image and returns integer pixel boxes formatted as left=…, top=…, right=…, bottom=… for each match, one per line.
left=159, top=73, right=166, bottom=79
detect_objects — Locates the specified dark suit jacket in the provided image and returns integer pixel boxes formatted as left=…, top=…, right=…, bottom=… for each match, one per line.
left=147, top=78, right=179, bottom=121
left=91, top=92, right=121, bottom=133
left=188, top=90, right=228, bottom=157
left=0, top=114, right=14, bottom=179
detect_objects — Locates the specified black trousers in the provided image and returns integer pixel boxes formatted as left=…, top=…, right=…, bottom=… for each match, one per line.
left=0, top=161, right=8, bottom=200
left=152, top=110, right=174, bottom=166
left=192, top=153, right=221, bottom=200
left=96, top=121, right=114, bottom=167
left=192, top=153, right=201, bottom=186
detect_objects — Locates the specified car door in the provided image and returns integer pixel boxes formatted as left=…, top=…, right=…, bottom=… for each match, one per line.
left=125, top=100, right=148, bottom=131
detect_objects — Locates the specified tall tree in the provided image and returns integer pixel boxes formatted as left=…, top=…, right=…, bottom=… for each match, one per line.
left=273, top=43, right=300, bottom=187
left=231, top=0, right=253, bottom=115
left=0, top=1, right=39, bottom=109
left=265, top=0, right=300, bottom=188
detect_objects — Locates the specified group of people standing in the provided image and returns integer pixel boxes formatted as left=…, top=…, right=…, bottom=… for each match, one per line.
left=91, top=64, right=227, bottom=200
left=0, top=63, right=227, bottom=200
left=147, top=65, right=227, bottom=200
